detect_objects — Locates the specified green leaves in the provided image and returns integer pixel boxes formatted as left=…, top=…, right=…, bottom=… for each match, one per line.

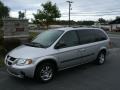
left=33, top=1, right=61, bottom=28
left=98, top=18, right=106, bottom=24
left=18, top=11, right=25, bottom=19
left=0, top=1, right=9, bottom=55
left=0, top=1, right=10, bottom=19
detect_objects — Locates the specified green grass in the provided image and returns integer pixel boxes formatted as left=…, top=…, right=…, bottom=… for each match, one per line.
left=0, top=57, right=4, bottom=68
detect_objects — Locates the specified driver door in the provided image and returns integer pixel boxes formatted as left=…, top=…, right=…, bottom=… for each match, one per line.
left=54, top=30, right=83, bottom=69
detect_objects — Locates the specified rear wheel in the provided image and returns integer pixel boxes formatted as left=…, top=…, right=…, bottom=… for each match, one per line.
left=95, top=51, right=106, bottom=65
left=35, top=62, right=55, bottom=82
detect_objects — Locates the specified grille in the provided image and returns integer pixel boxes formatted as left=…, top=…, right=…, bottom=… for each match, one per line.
left=6, top=55, right=17, bottom=66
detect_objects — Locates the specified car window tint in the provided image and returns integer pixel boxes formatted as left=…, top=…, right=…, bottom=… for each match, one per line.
left=78, top=29, right=95, bottom=44
left=94, top=29, right=107, bottom=41
left=78, top=29, right=107, bottom=45
left=32, top=30, right=64, bottom=47
left=58, top=31, right=79, bottom=48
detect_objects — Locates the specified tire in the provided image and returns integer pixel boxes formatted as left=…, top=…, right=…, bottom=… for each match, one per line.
left=35, top=62, right=55, bottom=83
left=95, top=51, right=106, bottom=65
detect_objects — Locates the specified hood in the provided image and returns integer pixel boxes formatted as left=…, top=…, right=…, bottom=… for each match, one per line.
left=8, top=45, right=49, bottom=59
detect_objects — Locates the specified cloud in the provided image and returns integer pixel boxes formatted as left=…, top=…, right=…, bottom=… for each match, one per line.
left=2, top=0, right=120, bottom=21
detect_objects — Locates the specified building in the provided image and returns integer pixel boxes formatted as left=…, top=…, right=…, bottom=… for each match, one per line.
left=109, top=18, right=120, bottom=32
left=2, top=17, right=29, bottom=37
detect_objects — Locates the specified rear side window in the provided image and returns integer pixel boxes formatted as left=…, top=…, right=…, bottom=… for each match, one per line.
left=77, top=29, right=95, bottom=45
left=77, top=29, right=108, bottom=45
left=94, top=29, right=108, bottom=41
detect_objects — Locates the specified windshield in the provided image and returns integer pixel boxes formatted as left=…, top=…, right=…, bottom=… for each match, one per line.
left=29, top=30, right=64, bottom=48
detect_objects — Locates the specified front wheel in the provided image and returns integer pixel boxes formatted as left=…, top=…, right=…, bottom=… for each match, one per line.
left=35, top=62, right=55, bottom=82
left=95, top=51, right=106, bottom=65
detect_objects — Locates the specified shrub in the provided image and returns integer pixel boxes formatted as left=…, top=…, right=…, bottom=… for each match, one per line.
left=0, top=46, right=7, bottom=56
left=0, top=38, right=22, bottom=66
left=0, top=28, right=5, bottom=56
left=4, top=38, right=21, bottom=52
left=0, top=57, right=4, bottom=67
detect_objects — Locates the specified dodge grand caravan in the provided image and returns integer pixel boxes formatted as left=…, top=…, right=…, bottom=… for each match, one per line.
left=5, top=27, right=110, bottom=82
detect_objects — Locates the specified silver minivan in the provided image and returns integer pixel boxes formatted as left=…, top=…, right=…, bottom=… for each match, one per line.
left=5, top=27, right=110, bottom=82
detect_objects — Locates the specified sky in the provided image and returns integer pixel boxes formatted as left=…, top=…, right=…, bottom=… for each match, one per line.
left=1, top=0, right=120, bottom=21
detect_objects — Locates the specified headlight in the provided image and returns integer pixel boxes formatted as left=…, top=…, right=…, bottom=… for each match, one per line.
left=16, top=59, right=32, bottom=66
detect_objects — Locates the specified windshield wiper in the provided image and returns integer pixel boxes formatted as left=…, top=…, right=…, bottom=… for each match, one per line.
left=25, top=42, right=45, bottom=48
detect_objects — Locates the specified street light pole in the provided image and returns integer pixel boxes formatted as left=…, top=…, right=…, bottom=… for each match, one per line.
left=66, top=1, right=73, bottom=27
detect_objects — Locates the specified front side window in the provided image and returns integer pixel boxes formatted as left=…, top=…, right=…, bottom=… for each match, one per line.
left=56, top=31, right=79, bottom=48
left=31, top=30, right=64, bottom=48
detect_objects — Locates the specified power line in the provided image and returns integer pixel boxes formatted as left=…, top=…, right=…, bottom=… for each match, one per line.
left=62, top=1, right=120, bottom=13
left=61, top=8, right=120, bottom=17
left=59, top=0, right=120, bottom=20
left=72, top=0, right=119, bottom=10
left=62, top=13, right=120, bottom=17
left=8, top=0, right=120, bottom=20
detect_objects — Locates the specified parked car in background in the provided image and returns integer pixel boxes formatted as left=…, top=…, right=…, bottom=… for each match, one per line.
left=5, top=27, right=110, bottom=82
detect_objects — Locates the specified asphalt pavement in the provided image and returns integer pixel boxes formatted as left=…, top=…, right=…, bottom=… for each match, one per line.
left=0, top=34, right=120, bottom=90
left=108, top=34, right=120, bottom=48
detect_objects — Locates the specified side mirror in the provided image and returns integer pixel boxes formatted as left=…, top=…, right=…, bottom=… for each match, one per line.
left=55, top=42, right=66, bottom=49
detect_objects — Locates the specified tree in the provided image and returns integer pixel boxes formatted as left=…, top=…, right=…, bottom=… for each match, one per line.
left=18, top=11, right=25, bottom=19
left=0, top=1, right=9, bottom=28
left=77, top=21, right=95, bottom=26
left=0, top=1, right=9, bottom=54
left=0, top=1, right=9, bottom=19
left=98, top=18, right=106, bottom=24
left=116, top=16, right=120, bottom=20
left=33, top=1, right=61, bottom=29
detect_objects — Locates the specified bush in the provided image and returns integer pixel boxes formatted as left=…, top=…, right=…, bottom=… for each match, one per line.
left=0, top=57, right=4, bottom=67
left=0, top=28, right=5, bottom=56
left=0, top=38, right=22, bottom=67
left=0, top=46, right=7, bottom=56
left=4, top=38, right=21, bottom=52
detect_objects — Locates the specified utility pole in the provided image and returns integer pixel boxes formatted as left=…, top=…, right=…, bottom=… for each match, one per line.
left=24, top=9, right=26, bottom=19
left=66, top=1, right=73, bottom=27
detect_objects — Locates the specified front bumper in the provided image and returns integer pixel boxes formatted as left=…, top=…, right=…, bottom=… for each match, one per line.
left=7, top=64, right=36, bottom=78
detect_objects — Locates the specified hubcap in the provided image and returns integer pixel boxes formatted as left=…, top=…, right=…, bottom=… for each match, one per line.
left=99, top=53, right=105, bottom=64
left=40, top=65, right=53, bottom=81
